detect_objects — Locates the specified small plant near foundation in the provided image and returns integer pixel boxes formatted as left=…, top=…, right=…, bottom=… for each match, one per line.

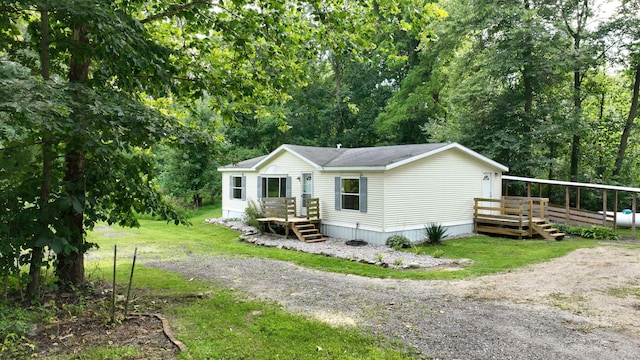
left=244, top=200, right=265, bottom=232
left=557, top=225, right=618, bottom=241
left=424, top=223, right=448, bottom=245
left=386, top=234, right=411, bottom=249
left=374, top=253, right=384, bottom=263
left=579, top=226, right=618, bottom=241
left=432, top=248, right=445, bottom=258
left=393, top=258, right=403, bottom=266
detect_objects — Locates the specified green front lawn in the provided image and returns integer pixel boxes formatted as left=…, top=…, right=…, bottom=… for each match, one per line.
left=3, top=203, right=612, bottom=359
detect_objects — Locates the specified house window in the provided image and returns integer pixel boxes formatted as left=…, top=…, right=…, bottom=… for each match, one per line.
left=335, top=176, right=367, bottom=212
left=232, top=176, right=243, bottom=199
left=341, top=178, right=360, bottom=210
left=230, top=175, right=245, bottom=200
left=261, top=177, right=288, bottom=198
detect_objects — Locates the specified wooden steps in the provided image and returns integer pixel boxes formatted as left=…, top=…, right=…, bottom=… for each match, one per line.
left=291, top=221, right=324, bottom=242
left=531, top=219, right=565, bottom=241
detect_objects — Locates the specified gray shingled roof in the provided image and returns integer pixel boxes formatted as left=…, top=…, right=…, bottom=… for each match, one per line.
left=220, top=143, right=451, bottom=169
left=286, top=143, right=449, bottom=167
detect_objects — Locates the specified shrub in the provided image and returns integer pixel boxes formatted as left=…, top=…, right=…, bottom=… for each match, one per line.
left=432, top=248, right=445, bottom=258
left=244, top=200, right=265, bottom=232
left=579, top=226, right=619, bottom=241
left=424, top=223, right=448, bottom=245
left=386, top=234, right=411, bottom=249
left=557, top=224, right=618, bottom=241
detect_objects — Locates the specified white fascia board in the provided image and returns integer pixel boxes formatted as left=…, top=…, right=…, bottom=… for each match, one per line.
left=217, top=167, right=255, bottom=172
left=385, top=142, right=509, bottom=172
left=250, top=144, right=289, bottom=170
left=320, top=166, right=387, bottom=172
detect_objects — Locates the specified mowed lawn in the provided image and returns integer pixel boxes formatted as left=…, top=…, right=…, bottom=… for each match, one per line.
left=82, top=204, right=604, bottom=359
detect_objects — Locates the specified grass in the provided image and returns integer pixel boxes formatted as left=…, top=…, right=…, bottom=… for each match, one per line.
left=83, top=265, right=412, bottom=359
left=2, top=203, right=618, bottom=359
left=86, top=204, right=602, bottom=281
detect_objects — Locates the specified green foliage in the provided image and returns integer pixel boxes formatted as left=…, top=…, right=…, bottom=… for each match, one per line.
left=557, top=225, right=619, bottom=241
left=0, top=303, right=48, bottom=357
left=244, top=200, right=265, bottom=232
left=386, top=234, right=412, bottom=250
left=424, top=223, right=448, bottom=245
left=432, top=248, right=445, bottom=258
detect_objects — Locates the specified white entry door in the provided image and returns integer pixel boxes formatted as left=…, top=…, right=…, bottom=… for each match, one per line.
left=481, top=172, right=493, bottom=214
left=482, top=172, right=493, bottom=198
left=301, top=172, right=313, bottom=216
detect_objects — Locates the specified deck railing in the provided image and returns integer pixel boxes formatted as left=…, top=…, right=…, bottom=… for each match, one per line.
left=260, top=197, right=321, bottom=221
left=261, top=197, right=297, bottom=221
left=474, top=197, right=550, bottom=239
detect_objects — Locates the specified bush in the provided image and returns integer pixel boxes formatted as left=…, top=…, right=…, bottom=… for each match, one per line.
left=386, top=234, right=411, bottom=250
left=244, top=200, right=265, bottom=232
left=579, top=226, right=619, bottom=241
left=557, top=224, right=618, bottom=241
left=424, top=223, right=448, bottom=245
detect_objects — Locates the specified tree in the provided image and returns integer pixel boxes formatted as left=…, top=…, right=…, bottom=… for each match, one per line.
left=156, top=99, right=224, bottom=207
left=0, top=0, right=322, bottom=297
left=606, top=0, right=640, bottom=179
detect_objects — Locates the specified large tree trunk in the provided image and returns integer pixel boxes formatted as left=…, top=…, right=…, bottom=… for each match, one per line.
left=56, top=149, right=86, bottom=285
left=613, top=62, right=640, bottom=178
left=570, top=67, right=582, bottom=183
left=56, top=25, right=90, bottom=286
left=27, top=7, right=52, bottom=300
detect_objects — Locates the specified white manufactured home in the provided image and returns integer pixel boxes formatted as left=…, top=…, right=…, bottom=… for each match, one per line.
left=218, top=142, right=508, bottom=245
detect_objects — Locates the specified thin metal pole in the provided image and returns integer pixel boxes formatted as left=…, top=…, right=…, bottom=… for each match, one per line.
left=111, top=245, right=117, bottom=323
left=124, top=247, right=138, bottom=317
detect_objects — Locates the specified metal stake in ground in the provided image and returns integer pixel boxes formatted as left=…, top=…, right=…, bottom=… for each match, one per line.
left=124, top=247, right=138, bottom=317
left=111, top=245, right=117, bottom=323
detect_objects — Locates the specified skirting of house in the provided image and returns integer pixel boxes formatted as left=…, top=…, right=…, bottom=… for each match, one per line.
left=223, top=209, right=245, bottom=220
left=320, top=223, right=475, bottom=246
left=221, top=209, right=475, bottom=245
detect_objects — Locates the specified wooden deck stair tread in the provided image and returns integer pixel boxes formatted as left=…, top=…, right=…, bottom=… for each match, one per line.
left=291, top=220, right=324, bottom=243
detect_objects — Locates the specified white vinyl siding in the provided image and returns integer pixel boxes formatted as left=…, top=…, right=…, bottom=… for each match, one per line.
left=383, top=149, right=501, bottom=230
left=321, top=172, right=384, bottom=231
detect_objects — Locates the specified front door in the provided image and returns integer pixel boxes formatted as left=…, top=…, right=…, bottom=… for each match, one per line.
left=481, top=172, right=493, bottom=215
left=301, top=172, right=313, bottom=216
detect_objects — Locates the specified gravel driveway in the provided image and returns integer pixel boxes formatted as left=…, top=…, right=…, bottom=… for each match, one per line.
left=146, top=249, right=640, bottom=360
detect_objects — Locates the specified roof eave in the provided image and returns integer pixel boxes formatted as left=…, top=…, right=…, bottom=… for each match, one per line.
left=385, top=142, right=509, bottom=172
left=320, top=166, right=387, bottom=172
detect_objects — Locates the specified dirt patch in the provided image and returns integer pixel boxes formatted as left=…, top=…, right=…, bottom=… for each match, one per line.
left=27, top=285, right=180, bottom=359
left=451, top=246, right=640, bottom=335
left=148, top=245, right=640, bottom=359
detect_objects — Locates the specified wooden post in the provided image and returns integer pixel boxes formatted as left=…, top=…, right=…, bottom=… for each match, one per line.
left=528, top=199, right=533, bottom=236
left=527, top=182, right=531, bottom=197
left=565, top=187, right=570, bottom=224
left=576, top=188, right=581, bottom=210
left=632, top=193, right=637, bottom=240
left=613, top=190, right=618, bottom=231
left=602, top=190, right=608, bottom=226
left=504, top=180, right=508, bottom=197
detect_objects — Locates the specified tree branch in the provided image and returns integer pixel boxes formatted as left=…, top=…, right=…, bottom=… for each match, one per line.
left=140, top=0, right=210, bottom=24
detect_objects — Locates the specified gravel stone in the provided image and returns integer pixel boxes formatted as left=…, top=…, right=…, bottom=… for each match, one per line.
left=206, top=218, right=465, bottom=269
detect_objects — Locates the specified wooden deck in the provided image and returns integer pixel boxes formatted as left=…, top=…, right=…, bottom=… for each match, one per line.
left=474, top=197, right=565, bottom=240
left=256, top=197, right=324, bottom=242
